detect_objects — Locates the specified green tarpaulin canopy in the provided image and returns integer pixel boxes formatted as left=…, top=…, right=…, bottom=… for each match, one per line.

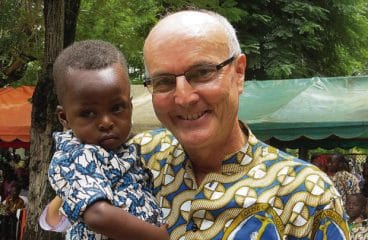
left=239, top=76, right=368, bottom=149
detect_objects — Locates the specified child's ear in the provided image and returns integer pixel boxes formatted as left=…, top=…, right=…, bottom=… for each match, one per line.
left=56, top=105, right=69, bottom=129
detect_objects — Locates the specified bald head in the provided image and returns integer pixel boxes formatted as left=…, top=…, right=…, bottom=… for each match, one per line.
left=144, top=10, right=241, bottom=65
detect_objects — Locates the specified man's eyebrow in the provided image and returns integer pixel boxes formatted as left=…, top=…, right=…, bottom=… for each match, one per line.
left=151, top=60, right=216, bottom=76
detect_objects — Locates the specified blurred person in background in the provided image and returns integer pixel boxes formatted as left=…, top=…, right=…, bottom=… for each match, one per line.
left=310, top=154, right=329, bottom=173
left=0, top=183, right=25, bottom=240
left=328, top=153, right=360, bottom=204
left=346, top=193, right=368, bottom=240
left=361, top=160, right=368, bottom=197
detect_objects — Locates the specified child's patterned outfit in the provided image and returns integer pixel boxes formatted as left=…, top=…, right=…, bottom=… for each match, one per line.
left=48, top=131, right=163, bottom=240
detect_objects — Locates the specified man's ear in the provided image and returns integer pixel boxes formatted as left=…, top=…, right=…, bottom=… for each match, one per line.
left=56, top=105, right=69, bottom=129
left=235, top=54, right=246, bottom=94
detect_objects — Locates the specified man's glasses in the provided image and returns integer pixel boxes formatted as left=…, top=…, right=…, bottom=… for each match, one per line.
left=144, top=56, right=235, bottom=94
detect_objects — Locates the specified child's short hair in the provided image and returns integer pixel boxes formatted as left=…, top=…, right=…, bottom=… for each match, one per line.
left=53, top=40, right=128, bottom=104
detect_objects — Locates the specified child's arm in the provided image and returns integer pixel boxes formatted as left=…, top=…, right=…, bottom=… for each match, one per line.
left=83, top=200, right=169, bottom=240
left=46, top=196, right=64, bottom=227
left=39, top=196, right=72, bottom=232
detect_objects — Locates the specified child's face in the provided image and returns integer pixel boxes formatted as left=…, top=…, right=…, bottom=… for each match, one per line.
left=58, top=63, right=132, bottom=151
left=346, top=195, right=363, bottom=220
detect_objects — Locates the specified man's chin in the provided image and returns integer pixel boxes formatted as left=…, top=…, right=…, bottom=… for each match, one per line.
left=174, top=130, right=211, bottom=148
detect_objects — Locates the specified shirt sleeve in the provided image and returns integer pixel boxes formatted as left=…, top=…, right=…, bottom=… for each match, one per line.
left=309, top=182, right=350, bottom=240
left=48, top=140, right=114, bottom=223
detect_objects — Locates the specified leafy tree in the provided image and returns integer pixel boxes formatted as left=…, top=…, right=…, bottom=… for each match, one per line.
left=149, top=0, right=368, bottom=79
left=2, top=0, right=368, bottom=85
left=0, top=1, right=43, bottom=86
left=24, top=1, right=80, bottom=239
left=233, top=0, right=368, bottom=79
left=159, top=0, right=246, bottom=22
left=76, top=0, right=161, bottom=82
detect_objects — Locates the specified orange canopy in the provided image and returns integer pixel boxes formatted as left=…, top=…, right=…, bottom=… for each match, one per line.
left=0, top=86, right=34, bottom=148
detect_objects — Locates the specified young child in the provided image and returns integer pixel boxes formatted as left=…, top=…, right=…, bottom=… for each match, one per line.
left=46, top=40, right=168, bottom=240
left=346, top=193, right=368, bottom=239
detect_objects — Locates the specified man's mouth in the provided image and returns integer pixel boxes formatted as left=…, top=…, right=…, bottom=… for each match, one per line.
left=177, top=110, right=210, bottom=120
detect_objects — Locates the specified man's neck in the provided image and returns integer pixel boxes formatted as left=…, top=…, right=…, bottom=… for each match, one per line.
left=185, top=123, right=247, bottom=185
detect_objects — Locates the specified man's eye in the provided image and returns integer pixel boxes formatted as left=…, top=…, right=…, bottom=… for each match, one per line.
left=153, top=76, right=175, bottom=86
left=187, top=65, right=216, bottom=81
left=153, top=76, right=176, bottom=92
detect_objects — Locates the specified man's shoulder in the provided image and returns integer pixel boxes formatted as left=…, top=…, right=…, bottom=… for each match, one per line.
left=250, top=138, right=309, bottom=166
left=130, top=128, right=178, bottom=148
left=250, top=139, right=332, bottom=183
left=131, top=128, right=173, bottom=138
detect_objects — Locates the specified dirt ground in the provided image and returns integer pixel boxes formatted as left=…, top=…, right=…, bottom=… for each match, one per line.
left=131, top=85, right=162, bottom=133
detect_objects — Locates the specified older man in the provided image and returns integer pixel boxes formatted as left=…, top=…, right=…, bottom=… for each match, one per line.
left=134, top=9, right=349, bottom=239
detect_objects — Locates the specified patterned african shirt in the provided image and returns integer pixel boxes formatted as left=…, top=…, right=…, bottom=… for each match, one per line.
left=48, top=131, right=163, bottom=240
left=349, top=219, right=368, bottom=240
left=131, top=127, right=350, bottom=240
left=331, top=171, right=360, bottom=205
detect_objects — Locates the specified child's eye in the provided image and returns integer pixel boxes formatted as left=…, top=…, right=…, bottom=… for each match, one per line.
left=112, top=104, right=125, bottom=113
left=80, top=110, right=95, bottom=118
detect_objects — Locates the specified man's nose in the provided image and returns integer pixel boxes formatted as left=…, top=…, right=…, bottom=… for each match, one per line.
left=98, top=115, right=114, bottom=130
left=173, top=76, right=199, bottom=106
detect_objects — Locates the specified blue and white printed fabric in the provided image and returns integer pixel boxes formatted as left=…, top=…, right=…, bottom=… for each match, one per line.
left=48, top=130, right=163, bottom=240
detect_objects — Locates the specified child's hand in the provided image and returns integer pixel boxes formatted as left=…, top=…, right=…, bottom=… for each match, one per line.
left=158, top=223, right=169, bottom=240
left=160, top=223, right=169, bottom=230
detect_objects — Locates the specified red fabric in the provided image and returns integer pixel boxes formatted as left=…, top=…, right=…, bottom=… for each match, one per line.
left=0, top=86, right=34, bottom=146
left=312, top=154, right=331, bottom=174
left=0, top=140, right=29, bottom=148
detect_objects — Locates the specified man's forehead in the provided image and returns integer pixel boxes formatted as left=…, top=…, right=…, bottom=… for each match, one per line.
left=144, top=11, right=230, bottom=73
left=161, top=11, right=218, bottom=28
left=150, top=13, right=221, bottom=39
left=145, top=26, right=227, bottom=60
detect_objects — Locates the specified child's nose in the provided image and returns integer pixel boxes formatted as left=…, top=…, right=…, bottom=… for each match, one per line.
left=98, top=115, right=114, bottom=130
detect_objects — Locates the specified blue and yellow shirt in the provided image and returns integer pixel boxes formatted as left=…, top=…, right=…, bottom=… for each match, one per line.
left=132, top=127, right=349, bottom=240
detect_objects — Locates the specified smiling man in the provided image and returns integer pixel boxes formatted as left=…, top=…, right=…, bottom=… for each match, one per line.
left=134, top=9, right=350, bottom=240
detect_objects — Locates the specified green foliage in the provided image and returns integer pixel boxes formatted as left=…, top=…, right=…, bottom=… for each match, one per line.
left=154, top=0, right=368, bottom=79
left=76, top=0, right=161, bottom=83
left=75, top=0, right=247, bottom=83
left=0, top=0, right=43, bottom=86
left=1, top=0, right=368, bottom=85
left=11, top=61, right=42, bottom=87
left=159, top=0, right=246, bottom=22
left=236, top=0, right=368, bottom=79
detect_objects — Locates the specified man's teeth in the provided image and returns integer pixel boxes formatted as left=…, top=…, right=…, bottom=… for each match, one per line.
left=180, top=111, right=206, bottom=120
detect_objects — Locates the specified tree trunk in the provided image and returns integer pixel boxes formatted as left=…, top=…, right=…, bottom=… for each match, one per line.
left=23, top=0, right=80, bottom=239
left=64, top=0, right=80, bottom=47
